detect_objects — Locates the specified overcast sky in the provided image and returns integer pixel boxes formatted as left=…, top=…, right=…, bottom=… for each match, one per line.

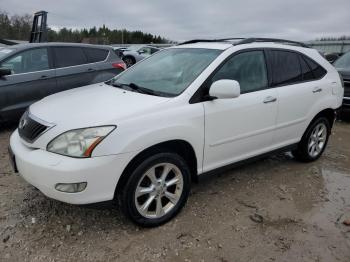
left=0, top=0, right=349, bottom=41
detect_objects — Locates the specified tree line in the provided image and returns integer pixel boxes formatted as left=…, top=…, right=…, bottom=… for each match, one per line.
left=0, top=10, right=170, bottom=44
left=318, top=36, right=350, bottom=41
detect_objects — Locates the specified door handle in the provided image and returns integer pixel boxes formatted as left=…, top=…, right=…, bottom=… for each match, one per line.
left=313, top=87, right=322, bottom=93
left=39, top=75, right=48, bottom=79
left=87, top=68, right=95, bottom=72
left=263, top=96, right=277, bottom=104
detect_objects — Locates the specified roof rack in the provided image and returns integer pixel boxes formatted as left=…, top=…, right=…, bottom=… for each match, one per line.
left=178, top=39, right=222, bottom=45
left=177, top=38, right=244, bottom=45
left=234, top=38, right=310, bottom=48
left=178, top=37, right=310, bottom=48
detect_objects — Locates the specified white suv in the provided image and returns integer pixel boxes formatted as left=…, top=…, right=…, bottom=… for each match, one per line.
left=9, top=38, right=344, bottom=227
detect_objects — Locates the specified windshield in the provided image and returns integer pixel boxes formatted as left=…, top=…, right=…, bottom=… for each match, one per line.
left=0, top=48, right=15, bottom=60
left=109, top=48, right=222, bottom=97
left=334, top=52, right=350, bottom=69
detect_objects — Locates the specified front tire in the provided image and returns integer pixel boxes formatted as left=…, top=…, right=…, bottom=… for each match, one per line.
left=119, top=152, right=191, bottom=227
left=292, top=117, right=330, bottom=162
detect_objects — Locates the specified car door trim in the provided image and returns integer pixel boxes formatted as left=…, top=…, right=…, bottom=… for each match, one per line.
left=209, top=121, right=276, bottom=147
left=199, top=143, right=298, bottom=177
left=274, top=117, right=307, bottom=131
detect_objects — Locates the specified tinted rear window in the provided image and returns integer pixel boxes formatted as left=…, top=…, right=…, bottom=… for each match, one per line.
left=270, top=50, right=302, bottom=86
left=53, top=47, right=88, bottom=68
left=84, top=48, right=109, bottom=63
left=303, top=55, right=327, bottom=79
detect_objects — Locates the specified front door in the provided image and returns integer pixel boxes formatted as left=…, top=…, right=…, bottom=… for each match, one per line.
left=0, top=47, right=56, bottom=120
left=203, top=50, right=278, bottom=172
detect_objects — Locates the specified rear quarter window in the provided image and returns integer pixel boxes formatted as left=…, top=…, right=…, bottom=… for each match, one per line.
left=84, top=48, right=109, bottom=63
left=302, top=55, right=327, bottom=79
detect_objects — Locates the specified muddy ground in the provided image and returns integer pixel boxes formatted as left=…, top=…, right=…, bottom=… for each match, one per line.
left=0, top=121, right=349, bottom=262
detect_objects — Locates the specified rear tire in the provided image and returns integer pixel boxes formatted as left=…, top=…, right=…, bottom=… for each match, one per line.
left=119, top=152, right=191, bottom=227
left=292, top=117, right=330, bottom=162
left=123, top=56, right=135, bottom=68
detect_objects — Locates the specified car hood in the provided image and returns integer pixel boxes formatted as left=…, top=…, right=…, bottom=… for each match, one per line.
left=29, top=82, right=171, bottom=127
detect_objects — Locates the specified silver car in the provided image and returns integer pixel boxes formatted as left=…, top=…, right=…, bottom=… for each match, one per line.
left=122, top=45, right=161, bottom=67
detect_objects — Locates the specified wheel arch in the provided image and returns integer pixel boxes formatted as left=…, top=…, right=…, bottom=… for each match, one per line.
left=310, top=108, right=336, bottom=129
left=115, top=139, right=198, bottom=200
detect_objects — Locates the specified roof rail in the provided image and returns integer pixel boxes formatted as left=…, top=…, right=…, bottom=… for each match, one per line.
left=178, top=38, right=245, bottom=45
left=234, top=38, right=310, bottom=48
left=177, top=39, right=223, bottom=45
left=178, top=37, right=310, bottom=48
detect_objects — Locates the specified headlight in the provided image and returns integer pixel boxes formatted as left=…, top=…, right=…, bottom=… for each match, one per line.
left=47, top=126, right=115, bottom=158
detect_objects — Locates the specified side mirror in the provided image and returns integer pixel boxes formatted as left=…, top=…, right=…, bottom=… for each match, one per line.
left=0, top=68, right=11, bottom=77
left=138, top=50, right=146, bottom=54
left=209, top=79, right=240, bottom=99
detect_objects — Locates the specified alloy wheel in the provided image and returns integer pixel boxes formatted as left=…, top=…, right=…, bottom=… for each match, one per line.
left=308, top=122, right=327, bottom=157
left=134, top=163, right=184, bottom=219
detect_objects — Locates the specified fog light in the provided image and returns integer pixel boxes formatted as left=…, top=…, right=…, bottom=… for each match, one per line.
left=55, top=182, right=87, bottom=193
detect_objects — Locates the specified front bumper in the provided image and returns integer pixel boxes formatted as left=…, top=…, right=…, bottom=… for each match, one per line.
left=9, top=130, right=135, bottom=204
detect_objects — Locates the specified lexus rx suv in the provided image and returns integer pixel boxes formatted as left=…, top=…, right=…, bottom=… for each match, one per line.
left=9, top=38, right=344, bottom=227
left=0, top=43, right=125, bottom=123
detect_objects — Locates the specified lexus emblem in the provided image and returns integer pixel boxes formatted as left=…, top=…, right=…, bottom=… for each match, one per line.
left=19, top=118, right=28, bottom=129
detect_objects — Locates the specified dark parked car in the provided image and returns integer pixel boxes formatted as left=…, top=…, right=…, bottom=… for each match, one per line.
left=324, top=52, right=341, bottom=64
left=334, top=51, right=350, bottom=116
left=0, top=43, right=126, bottom=123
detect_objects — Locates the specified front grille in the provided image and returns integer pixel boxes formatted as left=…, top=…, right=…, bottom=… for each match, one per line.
left=18, top=112, right=48, bottom=143
left=344, top=79, right=350, bottom=97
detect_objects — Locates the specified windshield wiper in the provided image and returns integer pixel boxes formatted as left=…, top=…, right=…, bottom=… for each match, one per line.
left=113, top=81, right=161, bottom=96
left=110, top=80, right=173, bottom=97
left=127, top=83, right=158, bottom=96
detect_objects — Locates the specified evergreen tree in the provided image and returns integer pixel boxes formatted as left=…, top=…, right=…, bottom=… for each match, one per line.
left=0, top=9, right=170, bottom=44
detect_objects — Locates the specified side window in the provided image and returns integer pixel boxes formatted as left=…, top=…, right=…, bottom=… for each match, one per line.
left=53, top=47, right=87, bottom=68
left=211, top=51, right=268, bottom=94
left=150, top=48, right=159, bottom=54
left=1, top=48, right=49, bottom=74
left=270, top=50, right=302, bottom=86
left=140, top=47, right=152, bottom=55
left=303, top=55, right=327, bottom=79
left=84, top=48, right=109, bottom=63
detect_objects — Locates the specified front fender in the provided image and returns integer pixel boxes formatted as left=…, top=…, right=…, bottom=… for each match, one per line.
left=92, top=103, right=205, bottom=173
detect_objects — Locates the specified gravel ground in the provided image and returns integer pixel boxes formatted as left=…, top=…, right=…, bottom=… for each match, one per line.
left=0, top=121, right=349, bottom=262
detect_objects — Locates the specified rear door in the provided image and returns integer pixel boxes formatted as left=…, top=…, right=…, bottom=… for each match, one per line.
left=52, top=46, right=95, bottom=93
left=83, top=47, right=123, bottom=82
left=0, top=47, right=56, bottom=120
left=266, top=49, right=328, bottom=147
